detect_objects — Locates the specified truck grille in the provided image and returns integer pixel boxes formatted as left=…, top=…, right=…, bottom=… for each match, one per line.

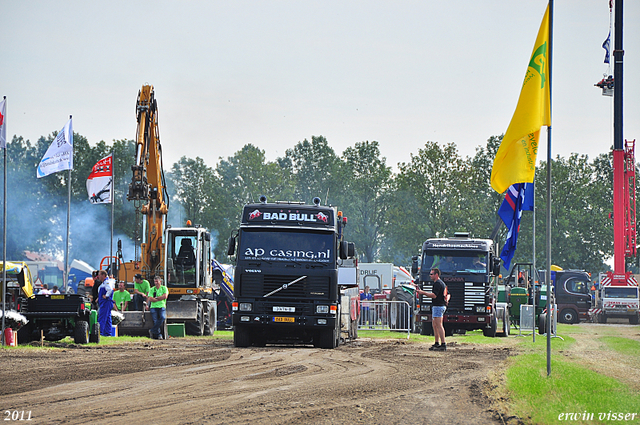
left=421, top=282, right=487, bottom=312
left=240, top=275, right=331, bottom=300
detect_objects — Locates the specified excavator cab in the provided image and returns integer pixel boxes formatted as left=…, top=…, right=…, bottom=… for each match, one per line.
left=167, top=233, right=198, bottom=285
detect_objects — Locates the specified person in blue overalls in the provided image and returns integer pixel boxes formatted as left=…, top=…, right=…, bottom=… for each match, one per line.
left=97, top=270, right=114, bottom=337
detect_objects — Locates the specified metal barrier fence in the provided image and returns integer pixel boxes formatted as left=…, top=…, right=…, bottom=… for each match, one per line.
left=358, top=300, right=411, bottom=339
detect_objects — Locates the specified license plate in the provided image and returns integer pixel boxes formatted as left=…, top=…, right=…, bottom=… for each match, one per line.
left=51, top=295, right=64, bottom=300
left=272, top=316, right=295, bottom=323
left=273, top=306, right=295, bottom=312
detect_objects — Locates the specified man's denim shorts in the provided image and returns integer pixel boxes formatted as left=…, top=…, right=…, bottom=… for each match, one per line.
left=432, top=306, right=446, bottom=318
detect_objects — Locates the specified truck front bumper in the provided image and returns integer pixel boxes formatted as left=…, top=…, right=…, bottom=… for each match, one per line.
left=417, top=313, right=491, bottom=325
left=232, top=313, right=337, bottom=329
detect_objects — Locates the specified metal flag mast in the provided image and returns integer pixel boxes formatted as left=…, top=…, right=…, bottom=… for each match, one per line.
left=1, top=96, right=6, bottom=345
left=64, top=115, right=72, bottom=293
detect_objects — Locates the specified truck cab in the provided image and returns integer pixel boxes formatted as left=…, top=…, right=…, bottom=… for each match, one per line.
left=412, top=233, right=502, bottom=337
left=551, top=270, right=592, bottom=323
left=227, top=196, right=355, bottom=349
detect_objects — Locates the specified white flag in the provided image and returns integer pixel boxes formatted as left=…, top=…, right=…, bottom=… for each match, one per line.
left=37, top=118, right=73, bottom=178
left=0, top=98, right=6, bottom=148
left=87, top=153, right=113, bottom=204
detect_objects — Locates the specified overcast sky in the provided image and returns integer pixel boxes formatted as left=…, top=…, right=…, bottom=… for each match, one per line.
left=2, top=1, right=638, bottom=174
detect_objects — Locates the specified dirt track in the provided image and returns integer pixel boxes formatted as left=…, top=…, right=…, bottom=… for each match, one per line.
left=0, top=337, right=512, bottom=424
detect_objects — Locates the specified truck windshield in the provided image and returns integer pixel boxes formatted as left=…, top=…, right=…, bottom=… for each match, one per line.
left=603, top=287, right=638, bottom=298
left=423, top=251, right=488, bottom=274
left=238, top=229, right=334, bottom=264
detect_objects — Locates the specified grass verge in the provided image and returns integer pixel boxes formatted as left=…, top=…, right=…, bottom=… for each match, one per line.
left=491, top=325, right=640, bottom=424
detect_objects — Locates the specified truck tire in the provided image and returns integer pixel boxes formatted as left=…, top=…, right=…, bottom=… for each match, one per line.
left=74, top=320, right=90, bottom=344
left=315, top=328, right=337, bottom=349
left=233, top=326, right=251, bottom=347
left=483, top=316, right=497, bottom=337
left=630, top=314, right=638, bottom=325
left=559, top=309, right=577, bottom=324
left=185, top=302, right=204, bottom=336
left=89, top=322, right=101, bottom=344
left=420, top=322, right=433, bottom=336
left=599, top=313, right=607, bottom=324
left=444, top=324, right=454, bottom=337
left=203, top=301, right=215, bottom=336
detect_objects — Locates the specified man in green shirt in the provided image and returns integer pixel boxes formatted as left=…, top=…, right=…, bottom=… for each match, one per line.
left=112, top=281, right=132, bottom=311
left=148, top=275, right=169, bottom=339
left=133, top=273, right=150, bottom=311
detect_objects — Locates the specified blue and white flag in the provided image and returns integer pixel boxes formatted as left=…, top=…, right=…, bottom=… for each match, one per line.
left=602, top=30, right=611, bottom=64
left=37, top=117, right=73, bottom=178
left=498, top=183, right=534, bottom=270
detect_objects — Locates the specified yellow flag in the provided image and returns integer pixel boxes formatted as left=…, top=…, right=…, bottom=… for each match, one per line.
left=491, top=4, right=551, bottom=193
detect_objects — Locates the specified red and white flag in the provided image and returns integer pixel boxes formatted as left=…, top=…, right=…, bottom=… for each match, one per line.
left=86, top=153, right=113, bottom=204
left=0, top=98, right=6, bottom=148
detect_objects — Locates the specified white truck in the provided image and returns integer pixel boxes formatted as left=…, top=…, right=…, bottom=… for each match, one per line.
left=359, top=263, right=393, bottom=293
left=359, top=263, right=413, bottom=293
left=591, top=272, right=640, bottom=324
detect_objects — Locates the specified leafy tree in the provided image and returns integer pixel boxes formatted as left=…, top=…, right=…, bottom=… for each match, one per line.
left=386, top=142, right=468, bottom=263
left=337, top=141, right=391, bottom=263
left=284, top=135, right=341, bottom=204
left=170, top=156, right=215, bottom=226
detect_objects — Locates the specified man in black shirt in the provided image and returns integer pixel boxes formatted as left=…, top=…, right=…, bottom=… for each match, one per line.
left=415, top=268, right=449, bottom=351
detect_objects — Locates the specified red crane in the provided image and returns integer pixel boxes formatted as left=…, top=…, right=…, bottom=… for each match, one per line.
left=607, top=139, right=637, bottom=287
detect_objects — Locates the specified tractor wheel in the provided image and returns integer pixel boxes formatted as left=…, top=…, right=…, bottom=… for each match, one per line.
left=538, top=313, right=547, bottom=335
left=498, top=310, right=510, bottom=337
left=89, top=322, right=101, bottom=343
left=74, top=321, right=90, bottom=344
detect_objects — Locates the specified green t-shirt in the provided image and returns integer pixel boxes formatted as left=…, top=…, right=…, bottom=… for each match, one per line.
left=134, top=279, right=151, bottom=296
left=113, top=290, right=132, bottom=310
left=148, top=285, right=168, bottom=308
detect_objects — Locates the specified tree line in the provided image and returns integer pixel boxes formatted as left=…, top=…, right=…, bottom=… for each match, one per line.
left=0, top=132, right=624, bottom=275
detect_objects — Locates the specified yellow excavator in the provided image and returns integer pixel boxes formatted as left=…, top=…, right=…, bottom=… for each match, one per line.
left=117, top=85, right=216, bottom=337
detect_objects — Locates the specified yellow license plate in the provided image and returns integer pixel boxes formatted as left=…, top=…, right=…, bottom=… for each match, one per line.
left=51, top=295, right=65, bottom=300
left=272, top=316, right=295, bottom=323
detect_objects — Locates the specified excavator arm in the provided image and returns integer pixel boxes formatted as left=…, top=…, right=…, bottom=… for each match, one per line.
left=125, top=84, right=169, bottom=280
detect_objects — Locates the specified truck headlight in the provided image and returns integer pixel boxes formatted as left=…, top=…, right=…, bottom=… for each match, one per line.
left=476, top=306, right=486, bottom=313
left=239, top=303, right=252, bottom=312
left=317, top=319, right=327, bottom=325
left=317, top=305, right=329, bottom=314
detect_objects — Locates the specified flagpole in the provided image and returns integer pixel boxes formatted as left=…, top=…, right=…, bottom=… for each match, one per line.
left=546, top=0, right=554, bottom=377
left=110, top=150, right=114, bottom=276
left=1, top=96, right=6, bottom=346
left=64, top=115, right=72, bottom=293
left=532, top=183, right=536, bottom=344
